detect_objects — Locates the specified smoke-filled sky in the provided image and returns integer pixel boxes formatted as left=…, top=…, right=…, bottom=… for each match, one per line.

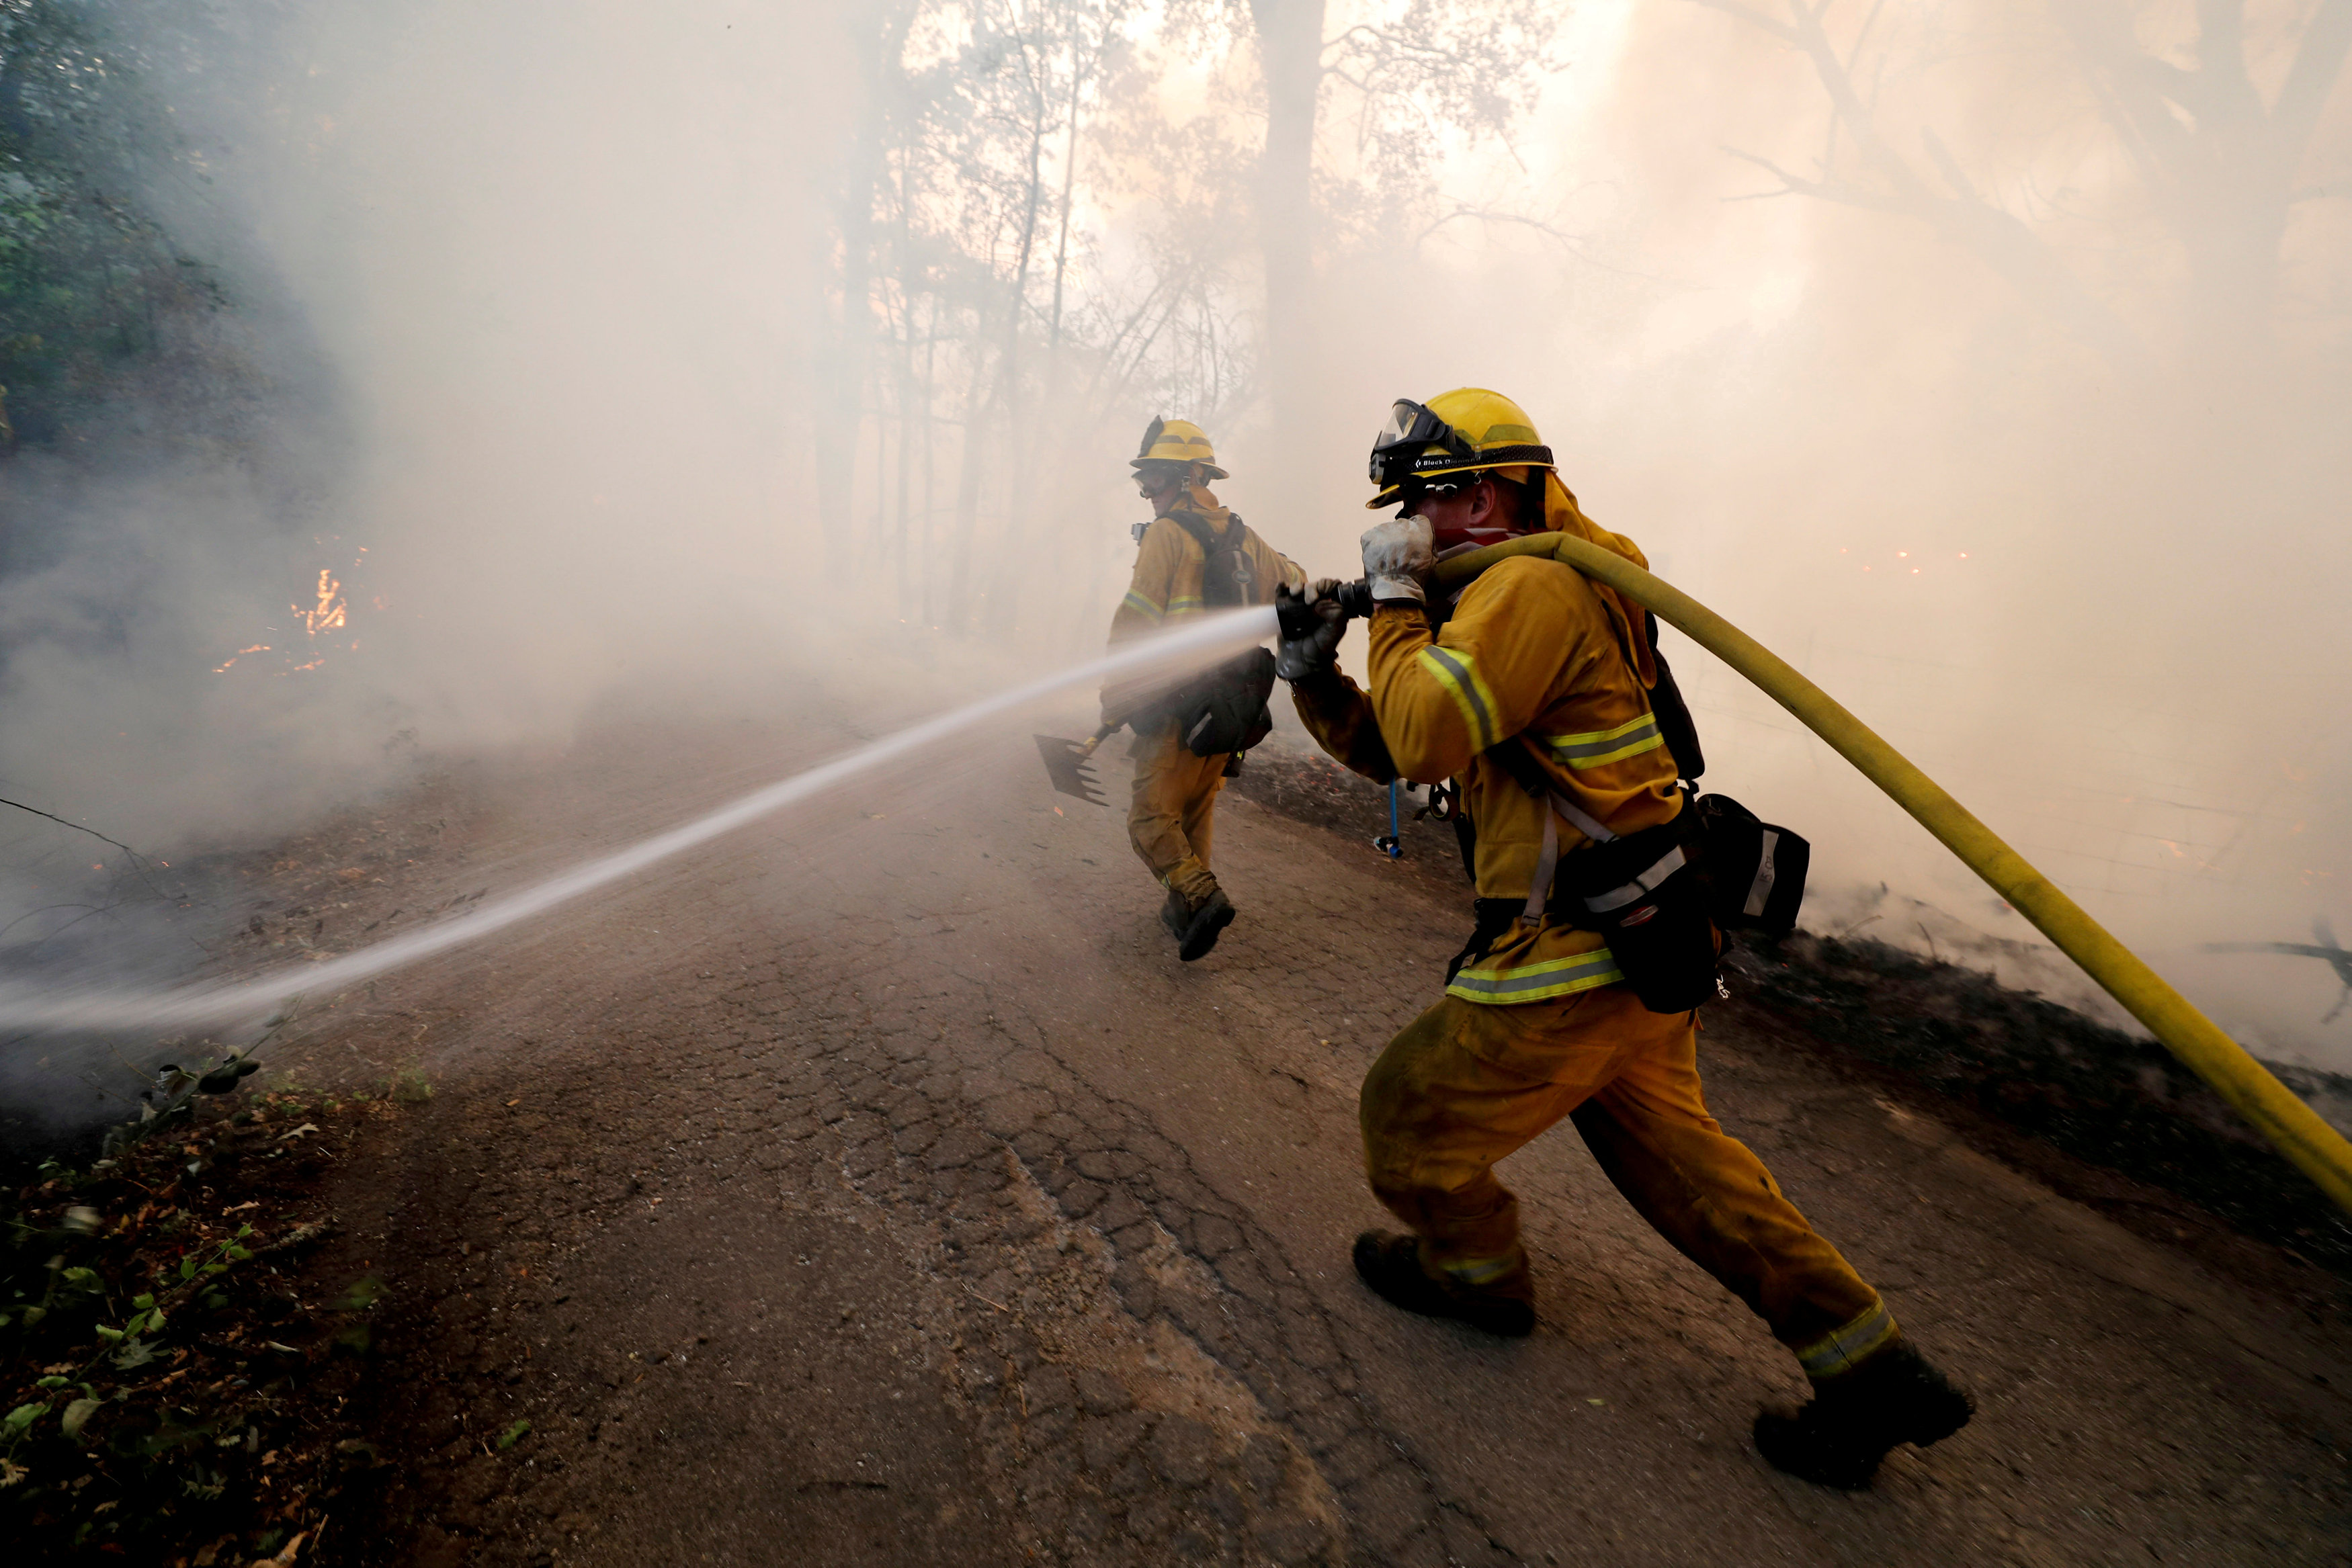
left=3, top=0, right=2349, bottom=1065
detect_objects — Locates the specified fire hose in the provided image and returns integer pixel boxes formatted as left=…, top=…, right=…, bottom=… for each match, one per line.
left=1378, top=533, right=2352, bottom=1217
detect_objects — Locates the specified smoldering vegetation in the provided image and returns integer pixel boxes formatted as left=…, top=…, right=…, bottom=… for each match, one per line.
left=1, top=0, right=2349, bottom=1145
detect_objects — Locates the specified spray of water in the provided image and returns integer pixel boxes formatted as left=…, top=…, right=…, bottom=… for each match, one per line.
left=0, top=609, right=1278, bottom=1034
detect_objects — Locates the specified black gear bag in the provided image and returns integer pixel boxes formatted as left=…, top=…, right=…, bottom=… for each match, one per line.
left=1173, top=647, right=1276, bottom=756
left=1158, top=511, right=1277, bottom=757
left=1555, top=819, right=1721, bottom=1014
left=1685, top=791, right=1808, bottom=935
left=1484, top=737, right=1811, bottom=1013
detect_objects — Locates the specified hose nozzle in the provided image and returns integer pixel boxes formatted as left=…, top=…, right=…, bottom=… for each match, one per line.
left=1275, top=579, right=1376, bottom=643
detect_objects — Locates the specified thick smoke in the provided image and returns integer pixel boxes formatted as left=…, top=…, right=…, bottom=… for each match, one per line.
left=1254, top=1, right=2352, bottom=1066
left=2, top=0, right=2349, bottom=1085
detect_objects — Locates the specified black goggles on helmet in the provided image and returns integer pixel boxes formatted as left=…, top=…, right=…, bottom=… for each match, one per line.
left=1368, top=400, right=1478, bottom=490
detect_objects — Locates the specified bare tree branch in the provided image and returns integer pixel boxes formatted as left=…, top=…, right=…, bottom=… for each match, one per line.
left=2273, top=0, right=2352, bottom=146
left=1721, top=146, right=1909, bottom=214
left=1685, top=0, right=1802, bottom=45
left=1693, top=0, right=2152, bottom=371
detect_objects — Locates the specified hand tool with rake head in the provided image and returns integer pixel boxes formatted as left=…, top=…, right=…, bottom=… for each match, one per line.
left=1035, top=722, right=1120, bottom=806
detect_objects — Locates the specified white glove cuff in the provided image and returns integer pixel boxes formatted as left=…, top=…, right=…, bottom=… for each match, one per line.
left=1366, top=573, right=1427, bottom=605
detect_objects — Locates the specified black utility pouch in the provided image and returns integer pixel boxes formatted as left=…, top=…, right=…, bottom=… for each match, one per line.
left=1556, top=822, right=1720, bottom=1014
left=1689, top=793, right=1808, bottom=934
left=1177, top=647, right=1276, bottom=756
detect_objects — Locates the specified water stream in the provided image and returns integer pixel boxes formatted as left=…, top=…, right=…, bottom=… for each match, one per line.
left=0, top=608, right=1279, bottom=1033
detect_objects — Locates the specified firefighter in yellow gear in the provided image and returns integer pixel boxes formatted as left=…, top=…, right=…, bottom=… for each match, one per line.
left=1273, top=388, right=1972, bottom=1488
left=1105, top=418, right=1306, bottom=959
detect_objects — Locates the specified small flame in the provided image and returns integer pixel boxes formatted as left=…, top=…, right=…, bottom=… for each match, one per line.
left=297, top=569, right=348, bottom=636
left=214, top=547, right=368, bottom=677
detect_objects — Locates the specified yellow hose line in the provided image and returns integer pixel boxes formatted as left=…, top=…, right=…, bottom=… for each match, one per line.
left=1435, top=533, right=2352, bottom=1216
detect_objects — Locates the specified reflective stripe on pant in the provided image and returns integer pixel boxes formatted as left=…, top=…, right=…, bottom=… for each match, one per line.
left=1128, top=719, right=1226, bottom=903
left=1359, top=985, right=1891, bottom=1371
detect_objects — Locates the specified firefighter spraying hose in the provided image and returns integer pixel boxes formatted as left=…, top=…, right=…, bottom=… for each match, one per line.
left=1277, top=532, right=2352, bottom=1221
left=1261, top=384, right=2352, bottom=1490
left=1272, top=386, right=1971, bottom=1490
left=1272, top=405, right=2352, bottom=1225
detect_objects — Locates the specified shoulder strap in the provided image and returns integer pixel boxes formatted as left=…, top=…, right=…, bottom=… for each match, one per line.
left=1483, top=736, right=1616, bottom=923
left=1168, top=509, right=1262, bottom=607
left=1484, top=738, right=1614, bottom=842
left=1644, top=612, right=1706, bottom=781
left=1163, top=509, right=1220, bottom=554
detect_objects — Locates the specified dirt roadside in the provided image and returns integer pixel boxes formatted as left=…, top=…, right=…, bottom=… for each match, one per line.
left=99, top=711, right=2352, bottom=1565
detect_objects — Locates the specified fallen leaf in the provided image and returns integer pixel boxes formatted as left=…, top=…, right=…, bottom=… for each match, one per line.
left=254, top=1525, right=310, bottom=1565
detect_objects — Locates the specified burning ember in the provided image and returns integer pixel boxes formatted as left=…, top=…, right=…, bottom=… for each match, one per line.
left=211, top=644, right=271, bottom=674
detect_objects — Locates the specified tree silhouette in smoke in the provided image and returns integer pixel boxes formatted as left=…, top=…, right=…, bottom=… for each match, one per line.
left=1691, top=0, right=2352, bottom=374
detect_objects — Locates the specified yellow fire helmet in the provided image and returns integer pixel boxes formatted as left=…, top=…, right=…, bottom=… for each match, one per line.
left=1131, top=416, right=1228, bottom=480
left=1366, top=387, right=1554, bottom=508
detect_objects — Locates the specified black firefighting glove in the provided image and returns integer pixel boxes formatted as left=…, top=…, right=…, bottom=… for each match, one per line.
left=1274, top=578, right=1351, bottom=682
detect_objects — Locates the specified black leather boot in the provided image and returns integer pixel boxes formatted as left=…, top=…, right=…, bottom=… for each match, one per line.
left=1174, top=887, right=1235, bottom=961
left=1754, top=1340, right=1974, bottom=1488
left=1351, top=1231, right=1534, bottom=1338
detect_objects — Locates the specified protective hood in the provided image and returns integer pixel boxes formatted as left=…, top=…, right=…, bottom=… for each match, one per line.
left=1540, top=472, right=1656, bottom=689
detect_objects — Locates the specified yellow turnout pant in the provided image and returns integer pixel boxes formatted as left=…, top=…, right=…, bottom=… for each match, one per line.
left=1360, top=985, right=1895, bottom=1377
left=1127, top=720, right=1226, bottom=903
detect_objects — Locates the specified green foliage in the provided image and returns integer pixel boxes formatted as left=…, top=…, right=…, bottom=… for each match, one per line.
left=4, top=1091, right=359, bottom=1557
left=0, top=0, right=221, bottom=448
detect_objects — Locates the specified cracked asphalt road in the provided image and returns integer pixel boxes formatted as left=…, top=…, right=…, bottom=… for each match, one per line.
left=267, top=707, right=2351, bottom=1566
